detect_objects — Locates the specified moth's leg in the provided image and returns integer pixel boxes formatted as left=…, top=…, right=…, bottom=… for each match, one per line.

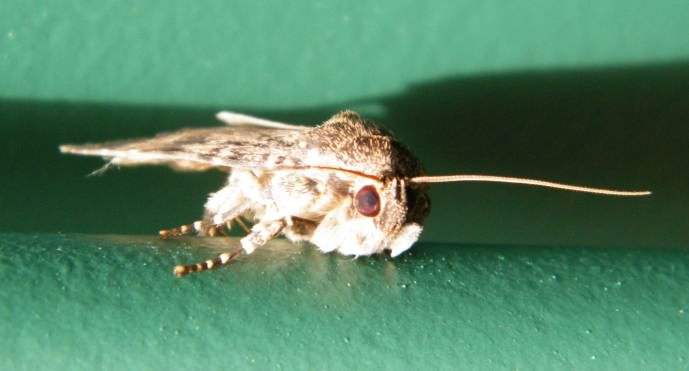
left=234, top=217, right=251, bottom=234
left=159, top=221, right=202, bottom=238
left=238, top=220, right=285, bottom=254
left=173, top=220, right=285, bottom=277
left=159, top=221, right=228, bottom=239
left=160, top=218, right=255, bottom=238
left=173, top=246, right=244, bottom=278
left=202, top=174, right=255, bottom=231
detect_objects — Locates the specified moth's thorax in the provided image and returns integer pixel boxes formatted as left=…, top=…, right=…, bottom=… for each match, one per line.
left=307, top=111, right=426, bottom=180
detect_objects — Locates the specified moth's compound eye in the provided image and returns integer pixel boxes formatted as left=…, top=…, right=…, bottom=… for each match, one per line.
left=355, top=185, right=381, bottom=217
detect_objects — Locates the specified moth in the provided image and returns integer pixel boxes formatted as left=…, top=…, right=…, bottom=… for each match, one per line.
left=60, top=111, right=651, bottom=277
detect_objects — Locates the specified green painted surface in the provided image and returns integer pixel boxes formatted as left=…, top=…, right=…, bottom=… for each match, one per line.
left=2, top=1, right=689, bottom=107
left=2, top=1, right=689, bottom=369
left=2, top=233, right=688, bottom=370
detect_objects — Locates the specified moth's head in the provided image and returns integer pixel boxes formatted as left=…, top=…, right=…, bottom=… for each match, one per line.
left=310, top=176, right=430, bottom=258
left=372, top=177, right=431, bottom=257
left=303, top=111, right=432, bottom=257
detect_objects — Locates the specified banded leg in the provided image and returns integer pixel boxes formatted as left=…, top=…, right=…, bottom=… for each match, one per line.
left=159, top=220, right=204, bottom=239
left=234, top=217, right=251, bottom=234
left=174, top=247, right=244, bottom=277
left=173, top=220, right=285, bottom=277
left=159, top=220, right=237, bottom=239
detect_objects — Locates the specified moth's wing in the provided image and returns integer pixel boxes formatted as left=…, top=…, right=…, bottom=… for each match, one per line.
left=60, top=110, right=422, bottom=178
left=215, top=111, right=308, bottom=130
left=60, top=126, right=313, bottom=172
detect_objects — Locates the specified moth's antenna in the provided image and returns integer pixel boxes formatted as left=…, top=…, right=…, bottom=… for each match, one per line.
left=409, top=175, right=651, bottom=196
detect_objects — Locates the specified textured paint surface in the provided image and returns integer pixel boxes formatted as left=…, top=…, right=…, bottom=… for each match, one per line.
left=1, top=233, right=688, bottom=370
left=2, top=1, right=689, bottom=107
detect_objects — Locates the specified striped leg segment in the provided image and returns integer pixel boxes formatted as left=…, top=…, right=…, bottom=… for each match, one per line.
left=174, top=247, right=244, bottom=277
left=159, top=221, right=203, bottom=239
left=159, top=221, right=228, bottom=239
left=234, top=217, right=251, bottom=234
left=173, top=220, right=285, bottom=278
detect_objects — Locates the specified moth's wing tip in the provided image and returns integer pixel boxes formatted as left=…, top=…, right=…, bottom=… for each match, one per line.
left=59, top=144, right=103, bottom=156
left=59, top=144, right=121, bottom=161
left=215, top=110, right=231, bottom=121
left=215, top=110, right=250, bottom=125
left=59, top=144, right=84, bottom=154
left=215, top=110, right=308, bottom=130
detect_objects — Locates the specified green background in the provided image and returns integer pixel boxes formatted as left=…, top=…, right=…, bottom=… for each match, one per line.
left=2, top=1, right=689, bottom=369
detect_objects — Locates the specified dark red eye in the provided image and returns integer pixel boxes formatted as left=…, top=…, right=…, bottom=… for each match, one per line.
left=355, top=185, right=380, bottom=217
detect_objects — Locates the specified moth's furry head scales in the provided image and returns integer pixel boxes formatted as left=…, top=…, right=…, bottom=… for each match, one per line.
left=312, top=110, right=426, bottom=179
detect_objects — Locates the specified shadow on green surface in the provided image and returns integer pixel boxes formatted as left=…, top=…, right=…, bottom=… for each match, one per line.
left=1, top=62, right=687, bottom=247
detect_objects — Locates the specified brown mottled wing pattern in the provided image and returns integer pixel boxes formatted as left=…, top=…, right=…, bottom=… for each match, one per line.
left=59, top=111, right=425, bottom=179
left=60, top=126, right=311, bottom=171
